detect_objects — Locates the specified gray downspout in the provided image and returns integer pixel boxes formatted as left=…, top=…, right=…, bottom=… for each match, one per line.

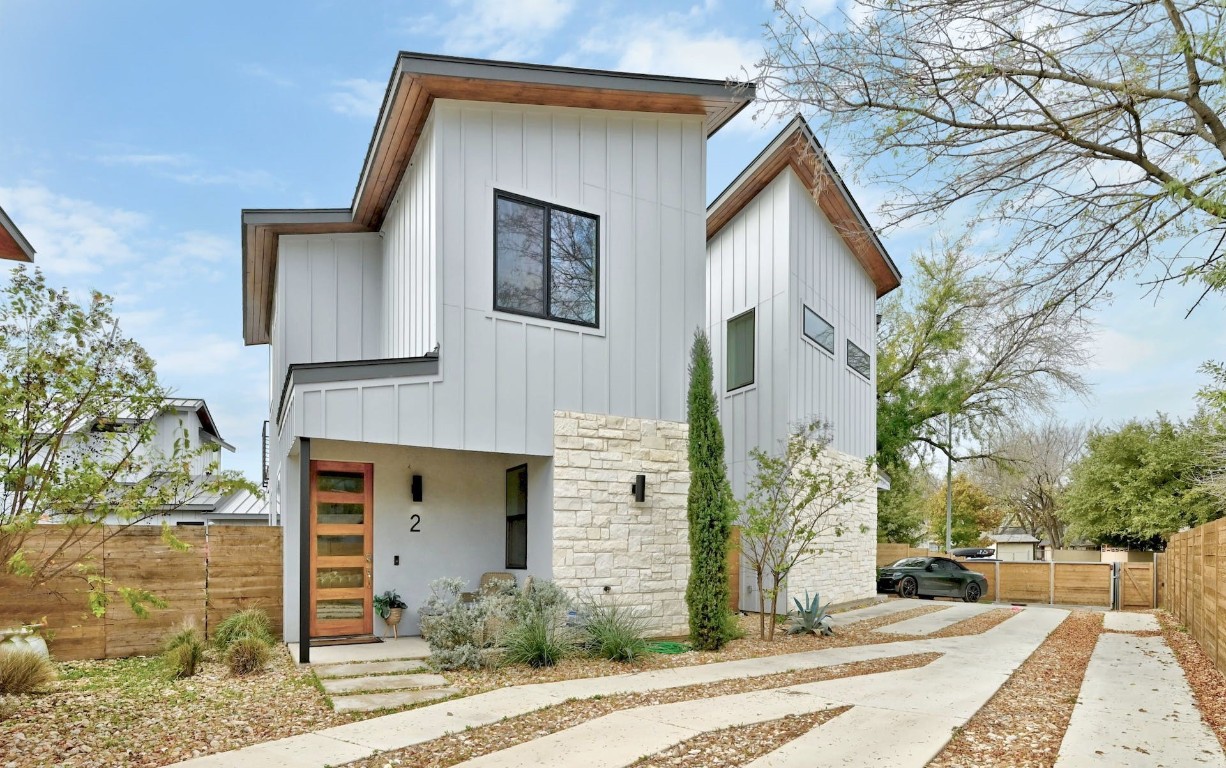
left=299, top=437, right=311, bottom=663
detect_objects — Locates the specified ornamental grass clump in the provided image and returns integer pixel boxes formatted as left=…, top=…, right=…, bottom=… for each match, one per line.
left=225, top=636, right=271, bottom=676
left=213, top=608, right=275, bottom=650
left=161, top=622, right=206, bottom=679
left=580, top=599, right=649, bottom=663
left=502, top=611, right=578, bottom=668
left=0, top=649, right=55, bottom=695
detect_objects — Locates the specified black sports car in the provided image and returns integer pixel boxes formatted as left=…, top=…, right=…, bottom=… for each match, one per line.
left=876, top=556, right=988, bottom=602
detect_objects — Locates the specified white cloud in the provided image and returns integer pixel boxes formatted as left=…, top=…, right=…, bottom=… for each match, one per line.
left=0, top=184, right=144, bottom=275
left=575, top=11, right=759, bottom=80
left=96, top=148, right=279, bottom=189
left=327, top=78, right=386, bottom=120
left=98, top=152, right=190, bottom=168
left=240, top=63, right=296, bottom=89
left=1088, top=327, right=1157, bottom=374
left=432, top=0, right=575, bottom=59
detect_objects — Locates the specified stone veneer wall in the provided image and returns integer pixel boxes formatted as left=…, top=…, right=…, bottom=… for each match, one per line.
left=773, top=448, right=879, bottom=609
left=552, top=411, right=691, bottom=637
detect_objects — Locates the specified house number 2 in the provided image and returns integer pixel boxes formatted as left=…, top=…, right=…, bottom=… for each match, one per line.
left=410, top=514, right=421, bottom=532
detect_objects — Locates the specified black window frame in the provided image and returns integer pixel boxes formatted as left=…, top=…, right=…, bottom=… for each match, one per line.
left=802, top=305, right=835, bottom=355
left=505, top=464, right=528, bottom=570
left=493, top=190, right=600, bottom=328
left=726, top=308, right=756, bottom=392
left=846, top=339, right=871, bottom=380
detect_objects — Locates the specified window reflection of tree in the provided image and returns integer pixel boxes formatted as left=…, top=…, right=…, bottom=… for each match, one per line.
left=549, top=210, right=596, bottom=324
left=494, top=195, right=597, bottom=325
left=495, top=199, right=546, bottom=314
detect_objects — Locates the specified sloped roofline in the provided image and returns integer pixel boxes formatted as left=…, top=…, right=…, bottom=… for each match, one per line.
left=241, top=51, right=756, bottom=345
left=706, top=115, right=901, bottom=298
left=0, top=204, right=35, bottom=262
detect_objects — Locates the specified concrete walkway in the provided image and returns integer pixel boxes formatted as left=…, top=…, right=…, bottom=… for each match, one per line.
left=1102, top=611, right=1160, bottom=632
left=828, top=598, right=925, bottom=626
left=1056, top=631, right=1226, bottom=767
left=175, top=607, right=1066, bottom=768
left=875, top=600, right=995, bottom=635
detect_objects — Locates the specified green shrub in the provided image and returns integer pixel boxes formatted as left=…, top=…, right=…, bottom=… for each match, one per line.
left=512, top=580, right=572, bottom=624
left=0, top=649, right=55, bottom=694
left=161, top=623, right=206, bottom=678
left=419, top=578, right=516, bottom=671
left=213, top=608, right=274, bottom=650
left=502, top=611, right=577, bottom=668
left=581, top=600, right=649, bottom=662
left=225, top=636, right=271, bottom=676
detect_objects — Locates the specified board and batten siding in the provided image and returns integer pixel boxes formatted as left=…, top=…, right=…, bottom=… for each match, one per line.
left=706, top=169, right=879, bottom=497
left=381, top=119, right=438, bottom=359
left=270, top=233, right=384, bottom=403
left=787, top=167, right=877, bottom=460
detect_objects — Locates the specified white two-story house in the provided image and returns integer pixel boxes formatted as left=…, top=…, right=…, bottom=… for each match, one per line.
left=706, top=116, right=901, bottom=611
left=244, top=53, right=754, bottom=656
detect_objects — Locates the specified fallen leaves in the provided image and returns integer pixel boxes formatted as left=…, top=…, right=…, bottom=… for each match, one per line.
left=1157, top=610, right=1226, bottom=756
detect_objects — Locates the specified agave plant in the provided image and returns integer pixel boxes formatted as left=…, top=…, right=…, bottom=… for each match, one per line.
left=785, top=591, right=834, bottom=636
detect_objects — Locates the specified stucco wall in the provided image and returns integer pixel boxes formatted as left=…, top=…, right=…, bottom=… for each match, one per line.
left=740, top=447, right=878, bottom=612
left=551, top=411, right=691, bottom=637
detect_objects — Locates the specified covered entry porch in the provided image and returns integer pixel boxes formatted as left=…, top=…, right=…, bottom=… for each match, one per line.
left=283, top=438, right=554, bottom=662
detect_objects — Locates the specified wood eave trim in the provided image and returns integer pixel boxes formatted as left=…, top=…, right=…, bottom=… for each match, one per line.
left=706, top=135, right=901, bottom=298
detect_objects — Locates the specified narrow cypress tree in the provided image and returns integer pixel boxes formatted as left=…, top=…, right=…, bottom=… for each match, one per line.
left=685, top=330, right=735, bottom=650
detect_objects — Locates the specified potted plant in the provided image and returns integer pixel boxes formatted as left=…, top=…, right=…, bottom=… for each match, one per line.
left=374, top=590, right=408, bottom=638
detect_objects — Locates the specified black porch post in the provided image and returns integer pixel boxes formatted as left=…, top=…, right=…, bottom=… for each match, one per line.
left=298, top=436, right=311, bottom=664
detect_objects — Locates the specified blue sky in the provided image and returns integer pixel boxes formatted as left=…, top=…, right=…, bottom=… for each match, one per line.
left=1, top=0, right=1223, bottom=482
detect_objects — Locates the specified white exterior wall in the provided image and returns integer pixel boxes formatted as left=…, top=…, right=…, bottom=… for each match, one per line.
left=381, top=119, right=438, bottom=359
left=269, top=233, right=384, bottom=403
left=788, top=170, right=878, bottom=460
left=552, top=411, right=690, bottom=637
left=281, top=439, right=553, bottom=642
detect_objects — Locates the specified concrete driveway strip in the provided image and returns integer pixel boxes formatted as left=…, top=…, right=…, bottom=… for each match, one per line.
left=829, top=598, right=932, bottom=626
left=453, top=607, right=1068, bottom=768
left=875, top=601, right=996, bottom=635
left=1056, top=633, right=1226, bottom=767
left=1102, top=611, right=1160, bottom=633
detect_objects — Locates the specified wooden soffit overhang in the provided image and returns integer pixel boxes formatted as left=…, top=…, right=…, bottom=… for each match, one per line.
left=243, top=51, right=755, bottom=345
left=706, top=116, right=902, bottom=298
left=0, top=205, right=35, bottom=262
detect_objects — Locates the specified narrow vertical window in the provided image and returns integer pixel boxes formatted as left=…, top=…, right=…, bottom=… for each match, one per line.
left=847, top=340, right=871, bottom=379
left=494, top=191, right=598, bottom=327
left=727, top=309, right=755, bottom=391
left=505, top=464, right=528, bottom=570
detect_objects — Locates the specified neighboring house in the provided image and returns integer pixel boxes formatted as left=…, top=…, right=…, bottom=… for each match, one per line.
left=0, top=203, right=36, bottom=263
left=242, top=52, right=894, bottom=656
left=989, top=528, right=1040, bottom=561
left=706, top=116, right=901, bottom=611
left=99, top=398, right=268, bottom=527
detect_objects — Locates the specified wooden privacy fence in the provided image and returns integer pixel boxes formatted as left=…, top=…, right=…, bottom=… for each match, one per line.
left=878, top=544, right=1154, bottom=608
left=0, top=525, right=282, bottom=660
left=1160, top=519, right=1226, bottom=674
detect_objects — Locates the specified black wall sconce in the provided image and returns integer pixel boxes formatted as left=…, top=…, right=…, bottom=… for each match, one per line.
left=411, top=474, right=424, bottom=502
left=631, top=474, right=646, bottom=503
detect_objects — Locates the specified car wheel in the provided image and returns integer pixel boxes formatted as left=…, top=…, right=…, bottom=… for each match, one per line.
left=897, top=576, right=919, bottom=599
left=963, top=581, right=983, bottom=603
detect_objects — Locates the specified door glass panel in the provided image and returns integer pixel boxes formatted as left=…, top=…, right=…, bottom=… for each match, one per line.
left=316, top=598, right=364, bottom=621
left=316, top=567, right=365, bottom=589
left=317, top=471, right=364, bottom=494
left=317, top=534, right=364, bottom=557
left=316, top=503, right=365, bottom=525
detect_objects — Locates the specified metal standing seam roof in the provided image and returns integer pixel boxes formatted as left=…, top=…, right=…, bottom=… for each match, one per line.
left=241, top=51, right=756, bottom=346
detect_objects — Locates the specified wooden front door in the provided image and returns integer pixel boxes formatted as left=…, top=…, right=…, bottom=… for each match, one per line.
left=309, top=460, right=374, bottom=638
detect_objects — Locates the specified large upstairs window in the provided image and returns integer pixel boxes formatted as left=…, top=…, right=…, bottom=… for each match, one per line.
left=494, top=191, right=599, bottom=327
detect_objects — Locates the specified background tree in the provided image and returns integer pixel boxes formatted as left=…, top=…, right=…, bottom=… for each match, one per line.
left=0, top=268, right=252, bottom=615
left=1062, top=415, right=1222, bottom=548
left=876, top=462, right=930, bottom=545
left=739, top=419, right=875, bottom=640
left=922, top=475, right=1001, bottom=548
left=761, top=0, right=1226, bottom=309
left=974, top=421, right=1087, bottom=549
left=1199, top=362, right=1226, bottom=504
left=684, top=331, right=735, bottom=650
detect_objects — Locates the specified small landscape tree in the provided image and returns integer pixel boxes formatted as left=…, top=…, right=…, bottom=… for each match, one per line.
left=0, top=267, right=253, bottom=616
left=740, top=419, right=875, bottom=641
left=684, top=331, right=736, bottom=650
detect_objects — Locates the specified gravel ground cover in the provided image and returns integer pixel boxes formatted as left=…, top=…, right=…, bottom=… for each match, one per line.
left=344, top=652, right=942, bottom=768
left=442, top=606, right=947, bottom=694
left=628, top=707, right=852, bottom=768
left=0, top=647, right=347, bottom=768
left=1158, top=610, right=1226, bottom=755
left=928, top=611, right=1103, bottom=768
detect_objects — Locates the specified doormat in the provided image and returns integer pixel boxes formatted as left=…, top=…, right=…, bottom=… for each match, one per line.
left=310, top=635, right=383, bottom=647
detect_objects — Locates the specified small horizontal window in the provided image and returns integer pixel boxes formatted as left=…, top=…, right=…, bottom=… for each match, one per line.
left=494, top=192, right=598, bottom=327
left=847, top=340, right=871, bottom=379
left=802, top=306, right=835, bottom=353
left=727, top=310, right=755, bottom=391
